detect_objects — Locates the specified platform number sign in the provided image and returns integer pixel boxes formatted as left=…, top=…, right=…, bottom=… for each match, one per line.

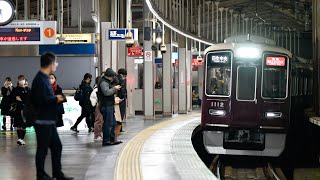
left=44, top=28, right=55, bottom=38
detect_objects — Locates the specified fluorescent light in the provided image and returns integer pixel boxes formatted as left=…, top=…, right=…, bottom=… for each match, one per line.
left=266, top=112, right=282, bottom=118
left=145, top=0, right=214, bottom=46
left=209, top=109, right=226, bottom=117
left=236, top=47, right=260, bottom=59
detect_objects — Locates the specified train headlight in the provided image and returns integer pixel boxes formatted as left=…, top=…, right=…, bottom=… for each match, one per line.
left=236, top=47, right=260, bottom=59
left=209, top=109, right=226, bottom=117
left=265, top=112, right=282, bottom=119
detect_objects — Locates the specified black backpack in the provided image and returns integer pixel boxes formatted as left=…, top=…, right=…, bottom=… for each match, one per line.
left=74, top=86, right=84, bottom=102
left=21, top=91, right=37, bottom=127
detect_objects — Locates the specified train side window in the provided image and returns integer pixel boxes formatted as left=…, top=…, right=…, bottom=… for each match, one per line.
left=262, top=56, right=288, bottom=99
left=205, top=52, right=232, bottom=97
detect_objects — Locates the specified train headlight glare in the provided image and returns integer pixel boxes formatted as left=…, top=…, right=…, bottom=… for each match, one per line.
left=265, top=112, right=282, bottom=118
left=236, top=47, right=260, bottom=59
left=209, top=109, right=226, bottom=117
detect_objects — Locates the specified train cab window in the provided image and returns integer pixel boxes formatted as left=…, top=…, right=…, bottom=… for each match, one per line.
left=237, top=66, right=257, bottom=101
left=262, top=56, right=288, bottom=99
left=205, top=52, right=232, bottom=96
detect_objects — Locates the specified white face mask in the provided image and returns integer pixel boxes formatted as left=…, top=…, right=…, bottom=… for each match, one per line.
left=18, top=80, right=26, bottom=86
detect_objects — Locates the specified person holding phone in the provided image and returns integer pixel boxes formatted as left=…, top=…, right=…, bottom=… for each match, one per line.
left=31, top=52, right=73, bottom=180
left=97, top=68, right=121, bottom=146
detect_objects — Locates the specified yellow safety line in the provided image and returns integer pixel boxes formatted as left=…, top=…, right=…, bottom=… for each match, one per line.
left=114, top=113, right=201, bottom=180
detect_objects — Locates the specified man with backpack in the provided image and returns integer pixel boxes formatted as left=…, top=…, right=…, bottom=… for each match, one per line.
left=71, top=73, right=93, bottom=133
left=31, top=52, right=73, bottom=180
left=97, top=68, right=121, bottom=146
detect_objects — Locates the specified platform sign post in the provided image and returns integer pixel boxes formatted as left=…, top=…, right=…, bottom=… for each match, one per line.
left=107, top=28, right=138, bottom=41
left=0, top=21, right=57, bottom=45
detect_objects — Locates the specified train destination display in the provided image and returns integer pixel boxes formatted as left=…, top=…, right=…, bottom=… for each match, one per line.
left=0, top=21, right=56, bottom=45
left=0, top=27, right=40, bottom=42
left=266, top=56, right=286, bottom=67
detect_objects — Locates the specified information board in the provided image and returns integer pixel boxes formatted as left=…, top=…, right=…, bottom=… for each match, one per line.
left=0, top=21, right=56, bottom=45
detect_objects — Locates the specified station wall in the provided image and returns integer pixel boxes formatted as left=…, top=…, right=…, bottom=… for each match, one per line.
left=0, top=56, right=95, bottom=89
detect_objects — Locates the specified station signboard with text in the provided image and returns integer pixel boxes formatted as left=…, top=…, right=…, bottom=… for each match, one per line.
left=0, top=21, right=56, bottom=45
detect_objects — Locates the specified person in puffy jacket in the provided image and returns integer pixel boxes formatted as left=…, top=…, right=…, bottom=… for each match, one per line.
left=1, top=77, right=14, bottom=131
left=49, top=74, right=65, bottom=127
left=71, top=73, right=93, bottom=133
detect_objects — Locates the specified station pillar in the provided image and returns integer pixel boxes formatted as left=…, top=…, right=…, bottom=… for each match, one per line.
left=178, top=34, right=187, bottom=114
left=143, top=1, right=155, bottom=119
left=162, top=27, right=173, bottom=116
left=312, top=0, right=320, bottom=115
left=186, top=39, right=192, bottom=112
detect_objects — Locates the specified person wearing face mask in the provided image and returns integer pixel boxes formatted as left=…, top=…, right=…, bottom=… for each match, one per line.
left=0, top=77, right=14, bottom=131
left=50, top=74, right=65, bottom=127
left=31, top=52, right=73, bottom=180
left=70, top=73, right=93, bottom=133
left=97, top=68, right=121, bottom=146
left=11, top=75, right=28, bottom=145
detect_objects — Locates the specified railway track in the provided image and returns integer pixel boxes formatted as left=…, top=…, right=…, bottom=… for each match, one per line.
left=210, top=156, right=287, bottom=180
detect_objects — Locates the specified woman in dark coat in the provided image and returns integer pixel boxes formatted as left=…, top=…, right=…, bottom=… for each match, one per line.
left=12, top=75, right=29, bottom=145
left=0, top=77, right=14, bottom=131
left=50, top=74, right=65, bottom=127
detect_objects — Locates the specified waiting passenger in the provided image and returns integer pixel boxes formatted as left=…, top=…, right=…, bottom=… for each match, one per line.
left=71, top=73, right=94, bottom=133
left=50, top=74, right=65, bottom=127
left=12, top=75, right=29, bottom=145
left=0, top=77, right=13, bottom=131
left=117, top=68, right=127, bottom=133
left=31, top=52, right=73, bottom=180
left=112, top=77, right=123, bottom=143
left=97, top=68, right=121, bottom=146
left=90, top=76, right=104, bottom=141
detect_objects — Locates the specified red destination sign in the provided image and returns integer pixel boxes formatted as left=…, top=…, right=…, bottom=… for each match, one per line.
left=192, top=59, right=203, bottom=66
left=266, top=56, right=286, bottom=66
left=128, top=47, right=143, bottom=57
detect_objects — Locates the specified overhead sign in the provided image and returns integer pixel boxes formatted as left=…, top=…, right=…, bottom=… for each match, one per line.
left=128, top=47, right=143, bottom=57
left=56, top=33, right=93, bottom=44
left=134, top=58, right=144, bottom=64
left=192, top=59, right=203, bottom=66
left=145, top=51, right=152, bottom=62
left=266, top=56, right=286, bottom=67
left=0, top=21, right=56, bottom=45
left=107, top=28, right=138, bottom=41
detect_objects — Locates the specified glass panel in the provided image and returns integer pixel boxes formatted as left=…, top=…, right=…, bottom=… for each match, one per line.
left=262, top=56, right=288, bottom=99
left=206, top=52, right=232, bottom=96
left=237, top=66, right=256, bottom=101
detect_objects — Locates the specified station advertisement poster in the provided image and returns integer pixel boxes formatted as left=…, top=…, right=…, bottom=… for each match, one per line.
left=0, top=96, right=88, bottom=131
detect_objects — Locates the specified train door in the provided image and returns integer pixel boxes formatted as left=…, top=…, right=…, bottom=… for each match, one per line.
left=231, top=64, right=259, bottom=127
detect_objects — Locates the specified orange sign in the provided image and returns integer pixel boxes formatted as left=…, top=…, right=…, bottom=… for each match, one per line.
left=44, top=28, right=55, bottom=38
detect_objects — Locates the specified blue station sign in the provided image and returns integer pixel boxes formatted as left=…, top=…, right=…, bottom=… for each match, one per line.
left=107, top=28, right=138, bottom=41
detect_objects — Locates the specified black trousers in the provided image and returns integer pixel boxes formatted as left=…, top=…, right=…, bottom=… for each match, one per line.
left=34, top=124, right=63, bottom=178
left=119, top=100, right=126, bottom=120
left=74, top=107, right=92, bottom=128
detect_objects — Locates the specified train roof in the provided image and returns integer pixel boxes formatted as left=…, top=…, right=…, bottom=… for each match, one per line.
left=204, top=42, right=292, bottom=59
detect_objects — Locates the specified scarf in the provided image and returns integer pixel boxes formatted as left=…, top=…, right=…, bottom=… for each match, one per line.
left=52, top=82, right=58, bottom=94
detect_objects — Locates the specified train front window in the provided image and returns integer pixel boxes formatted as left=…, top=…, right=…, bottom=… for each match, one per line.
left=262, top=56, right=288, bottom=99
left=206, top=52, right=232, bottom=96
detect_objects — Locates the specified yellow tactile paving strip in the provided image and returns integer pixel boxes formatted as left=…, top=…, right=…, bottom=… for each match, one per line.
left=114, top=113, right=201, bottom=180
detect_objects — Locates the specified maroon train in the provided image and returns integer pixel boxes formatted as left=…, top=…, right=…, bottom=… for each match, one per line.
left=201, top=36, right=295, bottom=157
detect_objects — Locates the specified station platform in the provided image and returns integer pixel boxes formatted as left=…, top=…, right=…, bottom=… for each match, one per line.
left=0, top=112, right=215, bottom=180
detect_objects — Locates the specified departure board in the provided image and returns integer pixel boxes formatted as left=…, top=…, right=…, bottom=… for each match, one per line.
left=0, top=27, right=41, bottom=42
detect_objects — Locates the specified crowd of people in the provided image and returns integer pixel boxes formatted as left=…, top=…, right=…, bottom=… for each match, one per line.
left=0, top=52, right=128, bottom=180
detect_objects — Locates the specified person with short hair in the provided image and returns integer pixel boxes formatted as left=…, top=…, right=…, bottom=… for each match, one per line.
left=12, top=75, right=29, bottom=145
left=32, top=52, right=73, bottom=180
left=116, top=68, right=127, bottom=133
left=0, top=77, right=13, bottom=131
left=97, top=68, right=121, bottom=146
left=70, top=73, right=93, bottom=133
left=90, top=76, right=104, bottom=141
